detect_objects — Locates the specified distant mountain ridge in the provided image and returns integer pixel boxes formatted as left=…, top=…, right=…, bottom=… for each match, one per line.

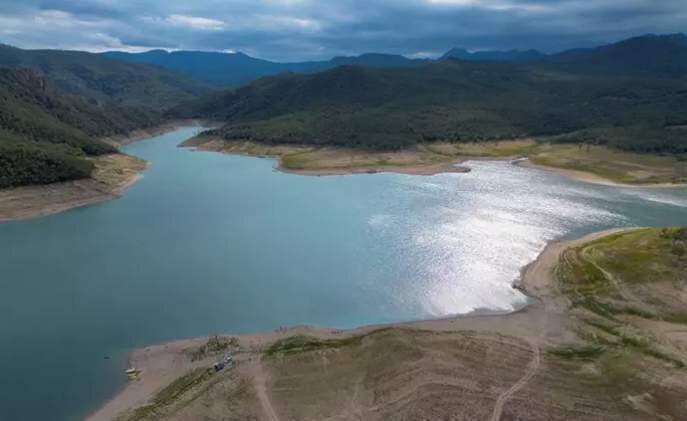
left=441, top=48, right=547, bottom=61
left=103, top=33, right=686, bottom=87
left=102, top=50, right=425, bottom=87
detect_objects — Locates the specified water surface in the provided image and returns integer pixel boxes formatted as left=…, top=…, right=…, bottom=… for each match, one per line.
left=1, top=127, right=686, bottom=420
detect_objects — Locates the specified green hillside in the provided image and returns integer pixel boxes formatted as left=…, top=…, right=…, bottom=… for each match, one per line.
left=175, top=35, right=687, bottom=153
left=0, top=44, right=207, bottom=109
left=0, top=46, right=208, bottom=188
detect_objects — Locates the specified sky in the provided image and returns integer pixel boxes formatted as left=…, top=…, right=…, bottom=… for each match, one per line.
left=0, top=0, right=685, bottom=61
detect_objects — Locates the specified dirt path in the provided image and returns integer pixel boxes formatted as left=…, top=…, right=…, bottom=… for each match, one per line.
left=488, top=341, right=541, bottom=421
left=252, top=359, right=280, bottom=421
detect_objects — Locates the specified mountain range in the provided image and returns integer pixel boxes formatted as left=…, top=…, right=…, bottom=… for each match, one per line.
left=103, top=33, right=687, bottom=87
left=102, top=50, right=427, bottom=87
left=172, top=33, right=687, bottom=152
left=441, top=48, right=546, bottom=61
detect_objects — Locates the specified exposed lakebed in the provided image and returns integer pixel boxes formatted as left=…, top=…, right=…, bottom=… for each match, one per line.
left=1, top=127, right=686, bottom=420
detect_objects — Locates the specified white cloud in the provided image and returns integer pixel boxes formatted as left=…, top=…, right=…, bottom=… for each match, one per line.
left=0, top=0, right=684, bottom=60
left=426, top=0, right=552, bottom=13
left=165, top=14, right=225, bottom=30
left=408, top=50, right=441, bottom=58
left=256, top=15, right=321, bottom=31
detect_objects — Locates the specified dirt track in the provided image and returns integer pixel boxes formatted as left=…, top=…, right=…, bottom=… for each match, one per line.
left=489, top=340, right=540, bottom=421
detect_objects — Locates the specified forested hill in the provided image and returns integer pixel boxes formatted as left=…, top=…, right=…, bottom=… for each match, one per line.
left=549, top=33, right=687, bottom=77
left=0, top=44, right=208, bottom=109
left=0, top=66, right=172, bottom=187
left=174, top=34, right=687, bottom=153
left=0, top=46, right=207, bottom=188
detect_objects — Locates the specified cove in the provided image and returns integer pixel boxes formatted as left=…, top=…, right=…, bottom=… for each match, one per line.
left=1, top=127, right=686, bottom=421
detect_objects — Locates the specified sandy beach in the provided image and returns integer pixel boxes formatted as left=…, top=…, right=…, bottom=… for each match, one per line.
left=88, top=228, right=635, bottom=421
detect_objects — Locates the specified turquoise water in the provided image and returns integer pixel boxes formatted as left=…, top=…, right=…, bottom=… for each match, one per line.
left=1, top=127, right=686, bottom=420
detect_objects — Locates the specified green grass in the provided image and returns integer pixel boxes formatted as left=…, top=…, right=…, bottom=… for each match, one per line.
left=264, top=329, right=391, bottom=357
left=548, top=344, right=606, bottom=361
left=123, top=368, right=213, bottom=421
left=553, top=228, right=687, bottom=369
left=529, top=144, right=687, bottom=185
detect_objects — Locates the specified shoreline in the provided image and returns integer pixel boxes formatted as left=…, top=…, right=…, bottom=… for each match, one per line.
left=0, top=154, right=149, bottom=223
left=186, top=137, right=687, bottom=187
left=87, top=227, right=635, bottom=421
left=183, top=138, right=538, bottom=177
left=100, top=119, right=213, bottom=147
left=0, top=121, right=213, bottom=223
left=517, top=158, right=687, bottom=189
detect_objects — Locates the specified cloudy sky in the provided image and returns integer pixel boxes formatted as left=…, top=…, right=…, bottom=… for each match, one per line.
left=0, top=0, right=685, bottom=60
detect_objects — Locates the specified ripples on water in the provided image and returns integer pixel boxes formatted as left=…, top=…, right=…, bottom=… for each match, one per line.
left=362, top=161, right=687, bottom=316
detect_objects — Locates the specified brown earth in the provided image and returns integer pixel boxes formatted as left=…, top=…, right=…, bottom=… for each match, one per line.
left=88, top=228, right=687, bottom=421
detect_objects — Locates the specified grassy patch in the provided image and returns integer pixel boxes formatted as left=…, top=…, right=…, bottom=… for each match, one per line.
left=123, top=367, right=213, bottom=421
left=548, top=344, right=606, bottom=361
left=187, top=336, right=237, bottom=362
left=91, top=154, right=147, bottom=188
left=444, top=139, right=538, bottom=157
left=264, top=329, right=391, bottom=358
left=529, top=144, right=687, bottom=185
left=553, top=228, right=687, bottom=371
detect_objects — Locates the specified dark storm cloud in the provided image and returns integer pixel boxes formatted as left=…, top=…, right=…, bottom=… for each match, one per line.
left=0, top=0, right=685, bottom=59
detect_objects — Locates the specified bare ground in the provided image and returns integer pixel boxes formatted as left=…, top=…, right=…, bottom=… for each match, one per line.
left=87, top=228, right=683, bottom=421
left=0, top=154, right=148, bottom=222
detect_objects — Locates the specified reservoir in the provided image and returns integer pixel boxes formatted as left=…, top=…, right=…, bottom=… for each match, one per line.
left=1, top=127, right=686, bottom=420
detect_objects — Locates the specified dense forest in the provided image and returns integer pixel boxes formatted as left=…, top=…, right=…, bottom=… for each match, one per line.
left=174, top=34, right=687, bottom=154
left=0, top=44, right=208, bottom=108
left=0, top=46, right=207, bottom=188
